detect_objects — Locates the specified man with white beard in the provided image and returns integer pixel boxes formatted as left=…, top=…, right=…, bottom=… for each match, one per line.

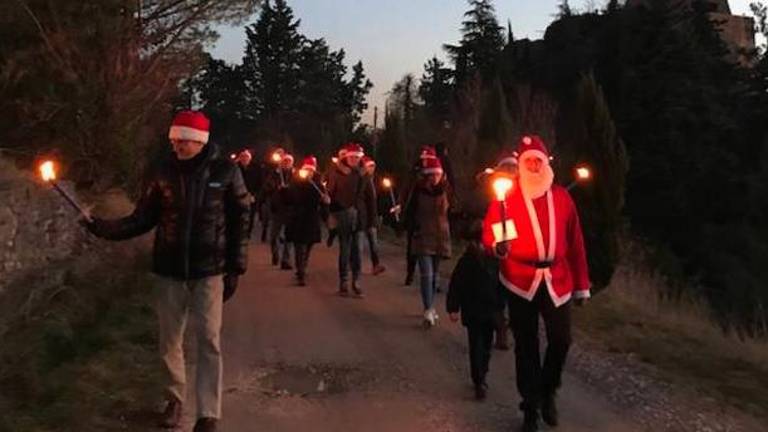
left=482, top=135, right=590, bottom=432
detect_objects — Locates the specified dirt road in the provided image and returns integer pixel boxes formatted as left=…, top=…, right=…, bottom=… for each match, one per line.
left=182, top=238, right=643, bottom=432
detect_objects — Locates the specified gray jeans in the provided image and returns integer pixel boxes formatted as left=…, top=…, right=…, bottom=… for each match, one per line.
left=154, top=276, right=224, bottom=419
left=333, top=208, right=362, bottom=284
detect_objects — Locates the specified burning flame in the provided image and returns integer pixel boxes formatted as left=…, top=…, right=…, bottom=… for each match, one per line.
left=298, top=169, right=309, bottom=179
left=271, top=152, right=283, bottom=163
left=382, top=177, right=393, bottom=189
left=230, top=153, right=237, bottom=160
left=492, top=177, right=513, bottom=201
left=39, top=161, right=57, bottom=182
left=332, top=157, right=339, bottom=164
left=576, top=166, right=591, bottom=181
left=484, top=168, right=495, bottom=175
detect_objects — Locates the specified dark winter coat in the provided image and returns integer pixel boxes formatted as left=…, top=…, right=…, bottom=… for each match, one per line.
left=88, top=144, right=251, bottom=280
left=261, top=168, right=292, bottom=217
left=406, top=179, right=452, bottom=258
left=446, top=245, right=504, bottom=326
left=285, top=173, right=325, bottom=244
left=326, top=162, right=376, bottom=230
left=357, top=174, right=378, bottom=230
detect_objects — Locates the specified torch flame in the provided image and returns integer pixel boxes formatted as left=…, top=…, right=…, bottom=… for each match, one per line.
left=298, top=169, right=309, bottom=179
left=271, top=152, right=283, bottom=163
left=230, top=153, right=237, bottom=160
left=39, top=161, right=57, bottom=182
left=576, top=166, right=591, bottom=181
left=492, top=177, right=513, bottom=201
left=382, top=177, right=392, bottom=189
left=484, top=168, right=495, bottom=175
left=332, top=157, right=339, bottom=164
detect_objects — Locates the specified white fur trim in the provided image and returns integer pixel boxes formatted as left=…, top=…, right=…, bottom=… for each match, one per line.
left=422, top=167, right=444, bottom=175
left=345, top=151, right=364, bottom=158
left=519, top=149, right=548, bottom=164
left=573, top=289, right=591, bottom=300
left=500, top=272, right=539, bottom=301
left=169, top=126, right=209, bottom=143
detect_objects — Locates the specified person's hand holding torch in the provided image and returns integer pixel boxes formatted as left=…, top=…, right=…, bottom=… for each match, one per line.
left=382, top=177, right=400, bottom=222
left=492, top=176, right=514, bottom=257
left=38, top=160, right=93, bottom=223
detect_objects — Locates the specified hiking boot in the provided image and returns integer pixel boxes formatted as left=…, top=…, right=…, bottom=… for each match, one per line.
left=372, top=264, right=386, bottom=275
left=193, top=417, right=218, bottom=432
left=541, top=394, right=559, bottom=427
left=522, top=409, right=539, bottom=432
left=158, top=397, right=182, bottom=428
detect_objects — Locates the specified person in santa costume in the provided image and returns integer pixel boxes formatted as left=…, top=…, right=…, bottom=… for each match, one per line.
left=482, top=135, right=590, bottom=432
left=82, top=111, right=251, bottom=432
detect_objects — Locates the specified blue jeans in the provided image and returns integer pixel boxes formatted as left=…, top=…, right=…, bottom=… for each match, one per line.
left=335, top=209, right=362, bottom=284
left=417, top=255, right=442, bottom=310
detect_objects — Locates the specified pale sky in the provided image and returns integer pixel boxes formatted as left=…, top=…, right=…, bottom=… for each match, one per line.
left=209, top=0, right=757, bottom=125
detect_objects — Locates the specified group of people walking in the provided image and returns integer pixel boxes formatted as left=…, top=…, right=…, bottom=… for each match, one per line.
left=81, top=110, right=590, bottom=432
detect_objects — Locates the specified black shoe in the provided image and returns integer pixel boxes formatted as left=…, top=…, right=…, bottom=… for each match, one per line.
left=280, top=262, right=293, bottom=270
left=271, top=255, right=279, bottom=266
left=296, top=275, right=306, bottom=286
left=522, top=410, right=539, bottom=432
left=159, top=397, right=182, bottom=428
left=542, top=395, right=559, bottom=427
left=404, top=274, right=414, bottom=286
left=193, top=417, right=218, bottom=432
left=474, top=383, right=487, bottom=401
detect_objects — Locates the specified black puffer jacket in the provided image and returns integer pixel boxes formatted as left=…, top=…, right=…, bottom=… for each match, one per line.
left=89, top=144, right=251, bottom=280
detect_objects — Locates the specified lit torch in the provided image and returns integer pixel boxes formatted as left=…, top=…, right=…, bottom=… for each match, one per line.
left=298, top=169, right=325, bottom=196
left=492, top=176, right=514, bottom=239
left=382, top=177, right=400, bottom=222
left=38, top=160, right=93, bottom=223
left=567, top=165, right=592, bottom=191
left=271, top=151, right=286, bottom=186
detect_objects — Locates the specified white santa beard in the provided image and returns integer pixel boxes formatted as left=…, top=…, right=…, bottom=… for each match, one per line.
left=520, top=164, right=554, bottom=199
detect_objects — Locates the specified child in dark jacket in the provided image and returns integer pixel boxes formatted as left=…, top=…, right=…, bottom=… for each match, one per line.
left=447, top=220, right=505, bottom=400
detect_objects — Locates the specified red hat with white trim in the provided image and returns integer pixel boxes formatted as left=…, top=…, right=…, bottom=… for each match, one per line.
left=342, top=142, right=365, bottom=158
left=169, top=111, right=210, bottom=144
left=282, top=153, right=295, bottom=165
left=362, top=156, right=376, bottom=168
left=421, top=157, right=443, bottom=175
left=516, top=135, right=549, bottom=163
left=420, top=145, right=438, bottom=160
left=301, top=156, right=318, bottom=172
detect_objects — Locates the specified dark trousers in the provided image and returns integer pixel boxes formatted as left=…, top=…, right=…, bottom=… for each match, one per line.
left=248, top=204, right=258, bottom=238
left=508, top=285, right=572, bottom=412
left=364, top=228, right=380, bottom=267
left=405, top=231, right=417, bottom=278
left=467, top=321, right=495, bottom=386
left=294, top=243, right=314, bottom=279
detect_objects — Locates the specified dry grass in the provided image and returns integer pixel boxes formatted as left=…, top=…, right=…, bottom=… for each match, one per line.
left=576, top=262, right=768, bottom=419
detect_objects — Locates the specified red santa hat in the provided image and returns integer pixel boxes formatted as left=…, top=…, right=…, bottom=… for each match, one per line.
left=362, top=156, right=376, bottom=168
left=301, top=156, right=318, bottom=172
left=516, top=135, right=549, bottom=164
left=420, top=145, right=438, bottom=160
left=421, top=157, right=444, bottom=176
left=282, top=153, right=295, bottom=165
left=342, top=142, right=365, bottom=158
left=169, top=111, right=210, bottom=144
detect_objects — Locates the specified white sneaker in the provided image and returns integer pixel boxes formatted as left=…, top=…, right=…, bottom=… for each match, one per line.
left=423, top=309, right=438, bottom=328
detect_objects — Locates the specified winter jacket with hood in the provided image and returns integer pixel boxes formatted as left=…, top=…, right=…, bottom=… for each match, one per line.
left=446, top=244, right=505, bottom=326
left=88, top=144, right=251, bottom=280
left=406, top=178, right=452, bottom=258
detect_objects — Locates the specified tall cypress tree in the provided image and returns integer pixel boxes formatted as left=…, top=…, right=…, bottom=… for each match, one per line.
left=444, top=0, right=505, bottom=83
left=419, top=56, right=454, bottom=121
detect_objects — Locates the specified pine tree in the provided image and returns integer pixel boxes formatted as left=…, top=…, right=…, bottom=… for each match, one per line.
left=444, top=0, right=505, bottom=82
left=567, top=72, right=628, bottom=292
left=419, top=56, right=454, bottom=121
left=241, top=0, right=304, bottom=120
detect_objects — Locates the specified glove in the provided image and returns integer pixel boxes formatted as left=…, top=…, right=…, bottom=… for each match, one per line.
left=495, top=241, right=509, bottom=258
left=223, top=274, right=239, bottom=302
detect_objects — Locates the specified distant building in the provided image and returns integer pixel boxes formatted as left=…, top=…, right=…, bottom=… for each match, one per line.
left=626, top=0, right=756, bottom=64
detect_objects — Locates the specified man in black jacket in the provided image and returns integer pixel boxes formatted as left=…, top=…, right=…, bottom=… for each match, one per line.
left=83, top=111, right=250, bottom=432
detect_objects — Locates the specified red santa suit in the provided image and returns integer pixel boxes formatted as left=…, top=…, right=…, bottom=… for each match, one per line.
left=482, top=137, right=590, bottom=307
